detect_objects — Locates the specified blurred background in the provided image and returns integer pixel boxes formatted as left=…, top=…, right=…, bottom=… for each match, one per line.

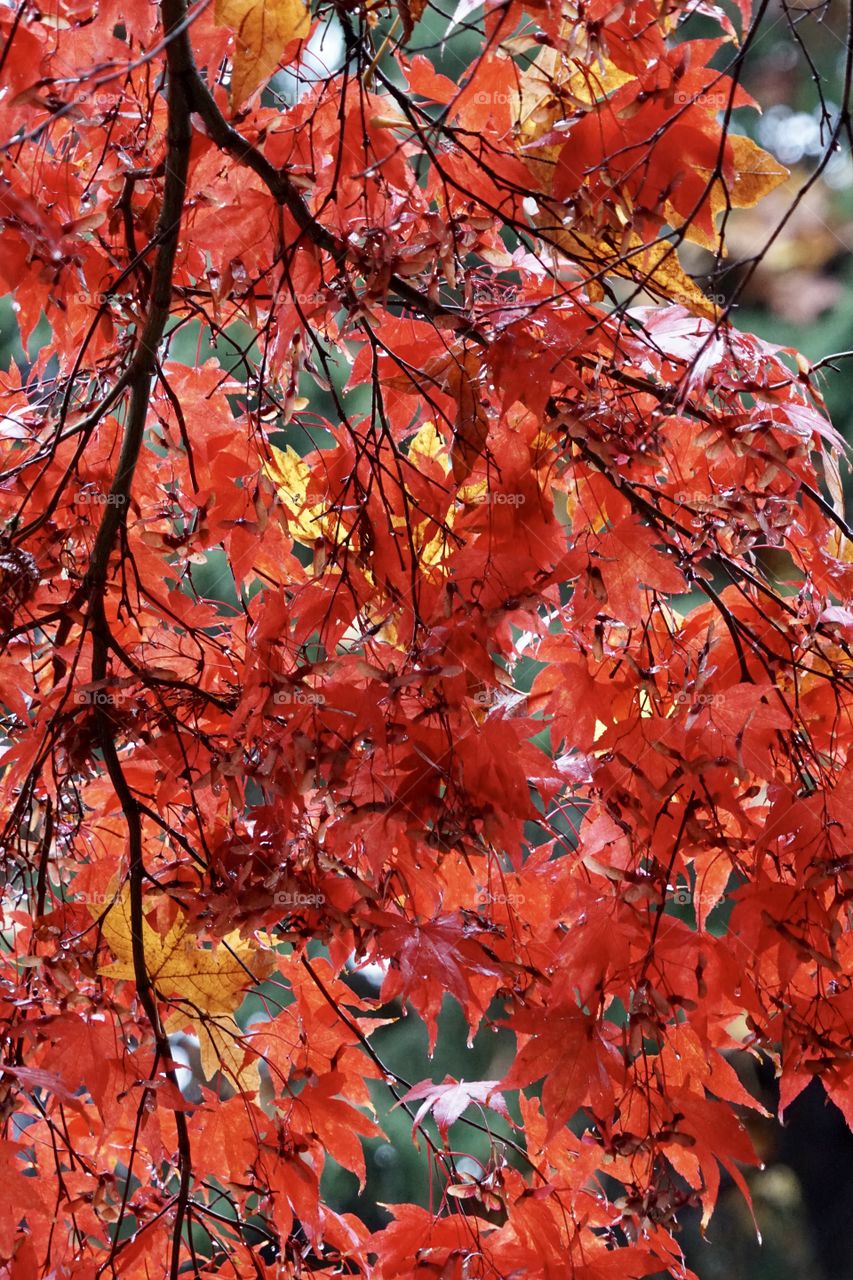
left=3, top=0, right=853, bottom=1275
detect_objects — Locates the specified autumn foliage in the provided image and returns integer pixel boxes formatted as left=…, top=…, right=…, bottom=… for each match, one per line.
left=1, top=0, right=853, bottom=1275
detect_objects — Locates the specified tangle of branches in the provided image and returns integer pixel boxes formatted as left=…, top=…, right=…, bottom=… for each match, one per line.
left=0, top=0, right=852, bottom=1275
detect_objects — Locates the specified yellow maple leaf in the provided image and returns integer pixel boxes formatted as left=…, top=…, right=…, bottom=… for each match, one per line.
left=97, top=887, right=274, bottom=1088
left=264, top=444, right=328, bottom=545
left=408, top=421, right=449, bottom=471
left=216, top=0, right=311, bottom=110
left=677, top=135, right=789, bottom=252
left=554, top=225, right=720, bottom=317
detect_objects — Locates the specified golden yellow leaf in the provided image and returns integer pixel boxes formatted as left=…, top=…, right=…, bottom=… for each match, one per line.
left=216, top=0, right=310, bottom=109
left=721, top=135, right=790, bottom=208
left=408, top=421, right=449, bottom=470
left=550, top=225, right=720, bottom=318
left=264, top=444, right=327, bottom=544
left=170, top=1010, right=251, bottom=1086
left=97, top=887, right=274, bottom=1087
left=677, top=135, right=790, bottom=251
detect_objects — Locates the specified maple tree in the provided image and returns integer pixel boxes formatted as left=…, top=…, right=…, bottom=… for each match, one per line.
left=0, top=0, right=852, bottom=1274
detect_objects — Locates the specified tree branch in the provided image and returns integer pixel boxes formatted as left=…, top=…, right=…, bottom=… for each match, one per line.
left=85, top=3, right=197, bottom=1276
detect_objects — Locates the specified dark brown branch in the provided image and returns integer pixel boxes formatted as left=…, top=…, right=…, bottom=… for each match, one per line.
left=85, top=3, right=197, bottom=1277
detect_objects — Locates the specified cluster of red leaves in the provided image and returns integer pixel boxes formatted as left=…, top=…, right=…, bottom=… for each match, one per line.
left=0, top=0, right=852, bottom=1276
